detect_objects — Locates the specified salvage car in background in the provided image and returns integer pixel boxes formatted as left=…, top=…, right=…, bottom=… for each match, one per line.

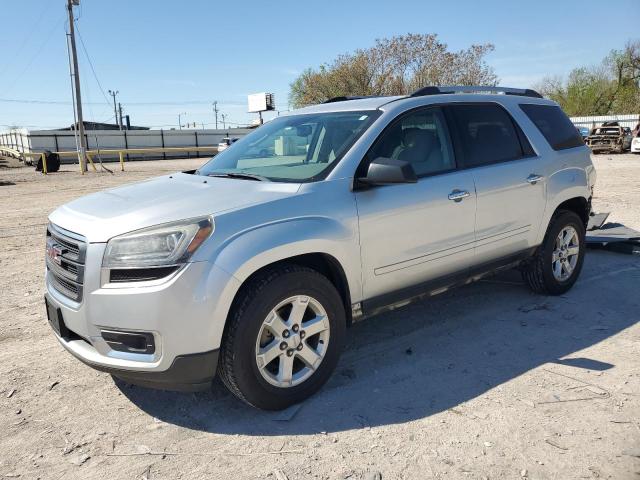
left=623, top=127, right=633, bottom=150
left=586, top=122, right=631, bottom=153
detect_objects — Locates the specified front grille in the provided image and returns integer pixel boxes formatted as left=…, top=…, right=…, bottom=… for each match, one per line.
left=46, top=224, right=87, bottom=302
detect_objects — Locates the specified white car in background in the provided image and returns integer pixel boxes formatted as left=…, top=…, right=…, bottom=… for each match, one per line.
left=217, top=137, right=239, bottom=152
left=631, top=123, right=640, bottom=153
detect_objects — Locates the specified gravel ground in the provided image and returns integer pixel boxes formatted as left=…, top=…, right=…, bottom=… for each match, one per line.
left=0, top=154, right=639, bottom=480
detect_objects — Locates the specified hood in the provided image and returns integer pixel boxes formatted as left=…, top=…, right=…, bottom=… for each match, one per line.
left=49, top=172, right=300, bottom=242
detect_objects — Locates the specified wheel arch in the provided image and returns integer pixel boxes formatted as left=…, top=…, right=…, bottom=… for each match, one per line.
left=536, top=194, right=590, bottom=246
left=537, top=164, right=591, bottom=245
left=228, top=252, right=353, bottom=325
left=554, top=196, right=590, bottom=227
left=210, top=217, right=361, bottom=342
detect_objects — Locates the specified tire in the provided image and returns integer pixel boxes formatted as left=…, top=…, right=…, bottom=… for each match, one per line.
left=218, top=265, right=346, bottom=410
left=521, top=210, right=586, bottom=295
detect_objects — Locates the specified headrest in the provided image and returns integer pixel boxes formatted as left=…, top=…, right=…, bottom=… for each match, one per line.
left=403, top=128, right=439, bottom=150
left=475, top=124, right=505, bottom=143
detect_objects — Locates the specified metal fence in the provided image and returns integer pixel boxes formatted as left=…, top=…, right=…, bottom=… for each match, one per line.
left=570, top=114, right=640, bottom=130
left=0, top=128, right=252, bottom=163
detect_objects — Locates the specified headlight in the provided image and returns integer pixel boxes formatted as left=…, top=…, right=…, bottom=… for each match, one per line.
left=103, top=217, right=213, bottom=268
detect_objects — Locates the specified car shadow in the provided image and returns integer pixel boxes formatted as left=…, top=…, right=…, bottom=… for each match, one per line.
left=116, top=251, right=640, bottom=435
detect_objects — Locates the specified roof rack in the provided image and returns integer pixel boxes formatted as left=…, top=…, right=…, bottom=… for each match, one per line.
left=323, top=95, right=383, bottom=103
left=410, top=86, right=543, bottom=99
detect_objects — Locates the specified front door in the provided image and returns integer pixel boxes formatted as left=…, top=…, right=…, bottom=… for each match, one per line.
left=355, top=107, right=477, bottom=302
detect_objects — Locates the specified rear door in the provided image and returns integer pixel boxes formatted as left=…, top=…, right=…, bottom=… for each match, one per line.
left=355, top=106, right=477, bottom=301
left=446, top=103, right=547, bottom=263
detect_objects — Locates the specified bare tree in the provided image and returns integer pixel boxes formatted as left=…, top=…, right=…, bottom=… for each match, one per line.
left=289, top=34, right=498, bottom=108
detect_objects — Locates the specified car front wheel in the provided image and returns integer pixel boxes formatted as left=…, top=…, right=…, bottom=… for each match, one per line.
left=218, top=265, right=346, bottom=410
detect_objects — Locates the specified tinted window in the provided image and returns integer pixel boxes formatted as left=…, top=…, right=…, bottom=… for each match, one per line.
left=520, top=104, right=584, bottom=150
left=447, top=104, right=525, bottom=167
left=368, top=107, right=455, bottom=177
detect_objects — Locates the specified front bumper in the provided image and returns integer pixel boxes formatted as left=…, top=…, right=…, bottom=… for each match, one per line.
left=588, top=144, right=615, bottom=152
left=45, top=241, right=241, bottom=391
left=63, top=336, right=219, bottom=392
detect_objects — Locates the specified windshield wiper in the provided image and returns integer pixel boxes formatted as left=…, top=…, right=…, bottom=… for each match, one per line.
left=206, top=172, right=268, bottom=182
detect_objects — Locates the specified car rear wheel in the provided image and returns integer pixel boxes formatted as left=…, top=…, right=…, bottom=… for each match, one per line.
left=521, top=210, right=586, bottom=295
left=218, top=265, right=346, bottom=410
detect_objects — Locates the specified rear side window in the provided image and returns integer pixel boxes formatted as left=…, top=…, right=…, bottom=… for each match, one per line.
left=520, top=104, right=584, bottom=150
left=446, top=104, right=527, bottom=168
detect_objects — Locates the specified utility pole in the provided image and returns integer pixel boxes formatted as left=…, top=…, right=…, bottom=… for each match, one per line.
left=118, top=103, right=124, bottom=130
left=66, top=0, right=88, bottom=172
left=221, top=113, right=227, bottom=129
left=108, top=90, right=120, bottom=129
left=212, top=101, right=218, bottom=130
left=178, top=112, right=186, bottom=130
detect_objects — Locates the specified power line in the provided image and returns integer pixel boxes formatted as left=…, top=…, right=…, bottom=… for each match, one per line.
left=0, top=0, right=57, bottom=78
left=0, top=97, right=246, bottom=106
left=66, top=0, right=88, bottom=172
left=74, top=21, right=110, bottom=105
left=3, top=16, right=67, bottom=94
left=0, top=98, right=74, bottom=105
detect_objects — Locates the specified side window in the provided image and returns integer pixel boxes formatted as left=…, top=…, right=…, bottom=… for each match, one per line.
left=447, top=104, right=525, bottom=167
left=519, top=104, right=584, bottom=151
left=368, top=107, right=456, bottom=177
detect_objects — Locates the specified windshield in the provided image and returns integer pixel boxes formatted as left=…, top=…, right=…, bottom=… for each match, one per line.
left=197, top=110, right=379, bottom=182
left=593, top=127, right=621, bottom=135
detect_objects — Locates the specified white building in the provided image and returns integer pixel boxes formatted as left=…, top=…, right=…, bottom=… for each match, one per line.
left=0, top=124, right=252, bottom=163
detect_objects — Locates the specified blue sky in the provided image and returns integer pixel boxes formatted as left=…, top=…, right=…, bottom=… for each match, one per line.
left=2, top=0, right=638, bottom=131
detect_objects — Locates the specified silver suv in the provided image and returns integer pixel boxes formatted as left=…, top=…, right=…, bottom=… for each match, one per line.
left=45, top=86, right=596, bottom=410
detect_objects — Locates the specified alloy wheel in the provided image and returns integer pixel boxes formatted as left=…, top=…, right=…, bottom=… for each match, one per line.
left=552, top=226, right=580, bottom=281
left=254, top=295, right=330, bottom=388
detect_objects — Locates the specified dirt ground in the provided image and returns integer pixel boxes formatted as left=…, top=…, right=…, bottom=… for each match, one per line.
left=0, top=154, right=639, bottom=480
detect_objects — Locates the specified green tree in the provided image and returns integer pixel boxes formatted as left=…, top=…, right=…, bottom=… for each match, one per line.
left=289, top=34, right=498, bottom=108
left=538, top=40, right=640, bottom=116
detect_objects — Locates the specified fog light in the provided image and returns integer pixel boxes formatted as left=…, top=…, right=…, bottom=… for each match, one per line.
left=101, top=329, right=155, bottom=354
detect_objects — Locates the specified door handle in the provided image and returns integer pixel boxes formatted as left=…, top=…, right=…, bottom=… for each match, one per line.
left=448, top=189, right=470, bottom=202
left=526, top=174, right=544, bottom=185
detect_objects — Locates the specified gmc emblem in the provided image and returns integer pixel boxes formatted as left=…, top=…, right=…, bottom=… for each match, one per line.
left=46, top=238, right=64, bottom=265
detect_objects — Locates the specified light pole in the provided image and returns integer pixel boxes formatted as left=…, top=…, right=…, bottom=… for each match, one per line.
left=212, top=101, right=219, bottom=130
left=178, top=112, right=186, bottom=130
left=221, top=113, right=227, bottom=129
left=66, top=0, right=88, bottom=173
left=108, top=90, right=120, bottom=130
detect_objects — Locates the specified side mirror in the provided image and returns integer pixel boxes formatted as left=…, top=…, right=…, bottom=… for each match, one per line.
left=359, top=157, right=417, bottom=186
